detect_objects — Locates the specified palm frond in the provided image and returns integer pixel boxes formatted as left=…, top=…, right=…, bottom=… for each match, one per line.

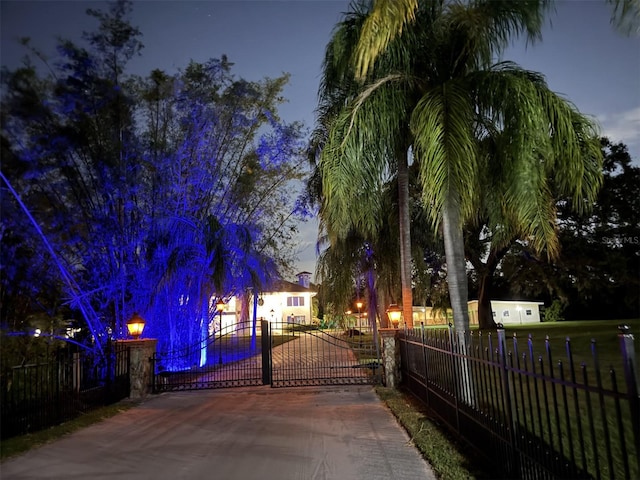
left=607, top=0, right=640, bottom=35
left=412, top=82, right=478, bottom=228
left=445, top=0, right=551, bottom=70
left=354, top=0, right=419, bottom=79
left=470, top=62, right=603, bottom=259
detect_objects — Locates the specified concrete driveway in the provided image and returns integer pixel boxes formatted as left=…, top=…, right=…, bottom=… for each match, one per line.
left=1, top=385, right=436, bottom=480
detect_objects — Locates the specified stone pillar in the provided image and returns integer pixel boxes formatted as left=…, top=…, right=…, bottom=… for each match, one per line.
left=119, top=339, right=157, bottom=399
left=378, top=328, right=401, bottom=389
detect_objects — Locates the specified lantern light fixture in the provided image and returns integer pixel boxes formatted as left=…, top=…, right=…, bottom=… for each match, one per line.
left=127, top=314, right=146, bottom=339
left=386, top=304, right=402, bottom=329
left=216, top=299, right=226, bottom=313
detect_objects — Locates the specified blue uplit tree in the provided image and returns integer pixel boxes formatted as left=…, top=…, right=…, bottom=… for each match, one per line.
left=1, top=0, right=309, bottom=364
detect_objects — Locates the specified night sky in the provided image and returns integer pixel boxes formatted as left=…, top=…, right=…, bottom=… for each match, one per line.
left=2, top=0, right=638, bottom=277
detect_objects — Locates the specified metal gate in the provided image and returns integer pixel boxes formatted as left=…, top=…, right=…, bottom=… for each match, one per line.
left=266, top=320, right=381, bottom=387
left=153, top=320, right=381, bottom=392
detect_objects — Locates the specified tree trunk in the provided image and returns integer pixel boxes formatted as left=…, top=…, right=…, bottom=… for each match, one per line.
left=251, top=289, right=258, bottom=351
left=366, top=264, right=380, bottom=354
left=476, top=272, right=497, bottom=330
left=442, top=194, right=469, bottom=334
left=469, top=242, right=512, bottom=330
left=239, top=292, right=250, bottom=324
left=442, top=194, right=474, bottom=405
left=397, top=150, right=414, bottom=327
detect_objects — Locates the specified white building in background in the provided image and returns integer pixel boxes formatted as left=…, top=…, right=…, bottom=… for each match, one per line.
left=215, top=272, right=317, bottom=335
left=472, top=300, right=545, bottom=325
left=412, top=300, right=545, bottom=326
left=257, top=274, right=316, bottom=325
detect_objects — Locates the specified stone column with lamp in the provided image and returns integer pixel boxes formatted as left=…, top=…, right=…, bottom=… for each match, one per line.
left=119, top=314, right=157, bottom=399
left=378, top=304, right=403, bottom=388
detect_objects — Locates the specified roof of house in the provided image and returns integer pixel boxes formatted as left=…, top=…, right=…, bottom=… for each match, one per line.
left=467, top=299, right=545, bottom=305
left=263, top=279, right=317, bottom=294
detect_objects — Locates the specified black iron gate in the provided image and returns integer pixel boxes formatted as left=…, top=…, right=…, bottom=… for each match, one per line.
left=266, top=320, right=381, bottom=387
left=153, top=320, right=381, bottom=392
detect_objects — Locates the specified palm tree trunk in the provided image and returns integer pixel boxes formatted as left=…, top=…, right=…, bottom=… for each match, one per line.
left=442, top=193, right=475, bottom=405
left=366, top=265, right=380, bottom=359
left=397, top=151, right=414, bottom=327
left=442, top=194, right=469, bottom=333
left=442, top=193, right=475, bottom=404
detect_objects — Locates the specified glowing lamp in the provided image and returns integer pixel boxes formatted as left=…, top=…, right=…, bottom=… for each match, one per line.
left=215, top=299, right=226, bottom=338
left=356, top=301, right=363, bottom=310
left=386, top=304, right=402, bottom=329
left=216, top=299, right=225, bottom=313
left=127, top=314, right=145, bottom=339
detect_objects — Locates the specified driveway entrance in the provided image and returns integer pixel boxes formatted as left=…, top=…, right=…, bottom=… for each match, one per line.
left=1, top=386, right=437, bottom=480
left=153, top=320, right=381, bottom=392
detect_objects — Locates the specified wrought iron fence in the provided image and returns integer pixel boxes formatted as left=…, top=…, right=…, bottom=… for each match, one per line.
left=399, top=324, right=639, bottom=479
left=1, top=341, right=130, bottom=439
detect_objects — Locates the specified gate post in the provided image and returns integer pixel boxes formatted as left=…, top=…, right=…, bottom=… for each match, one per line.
left=261, top=320, right=272, bottom=385
left=618, top=324, right=640, bottom=474
left=379, top=328, right=401, bottom=388
left=118, top=339, right=157, bottom=399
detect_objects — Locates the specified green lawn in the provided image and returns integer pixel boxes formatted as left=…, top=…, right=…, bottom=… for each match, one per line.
left=498, top=319, right=640, bottom=376
left=376, top=386, right=491, bottom=479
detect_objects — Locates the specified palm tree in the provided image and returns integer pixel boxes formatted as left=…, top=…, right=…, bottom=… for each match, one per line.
left=313, top=2, right=443, bottom=328
left=314, top=179, right=407, bottom=332
left=321, top=0, right=603, bottom=337
left=354, top=0, right=639, bottom=80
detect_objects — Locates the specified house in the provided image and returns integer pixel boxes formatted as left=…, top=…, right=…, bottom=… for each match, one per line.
left=257, top=273, right=317, bottom=325
left=216, top=272, right=317, bottom=334
left=412, top=300, right=545, bottom=326
left=469, top=300, right=544, bottom=325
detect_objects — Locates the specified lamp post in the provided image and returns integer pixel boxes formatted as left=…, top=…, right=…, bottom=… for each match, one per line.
left=386, top=303, right=402, bottom=329
left=127, top=313, right=146, bottom=340
left=355, top=300, right=363, bottom=346
left=216, top=300, right=225, bottom=365
left=356, top=301, right=363, bottom=330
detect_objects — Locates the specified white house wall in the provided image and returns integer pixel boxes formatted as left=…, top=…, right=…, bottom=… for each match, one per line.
left=487, top=301, right=543, bottom=324
left=413, top=300, right=544, bottom=327
left=214, top=290, right=315, bottom=335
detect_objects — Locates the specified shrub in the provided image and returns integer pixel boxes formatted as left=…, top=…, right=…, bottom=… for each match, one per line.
left=543, top=300, right=565, bottom=322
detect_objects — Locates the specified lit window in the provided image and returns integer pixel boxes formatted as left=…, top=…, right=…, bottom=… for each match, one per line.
left=286, top=296, right=305, bottom=307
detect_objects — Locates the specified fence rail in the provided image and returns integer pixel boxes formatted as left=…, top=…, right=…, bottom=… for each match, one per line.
left=1, top=342, right=130, bottom=439
left=399, top=324, right=639, bottom=479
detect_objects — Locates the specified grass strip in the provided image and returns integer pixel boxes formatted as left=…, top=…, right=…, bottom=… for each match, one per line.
left=376, top=386, right=491, bottom=480
left=0, top=400, right=139, bottom=462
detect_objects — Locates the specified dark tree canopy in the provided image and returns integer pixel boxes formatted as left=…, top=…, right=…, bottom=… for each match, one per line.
left=1, top=1, right=309, bottom=361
